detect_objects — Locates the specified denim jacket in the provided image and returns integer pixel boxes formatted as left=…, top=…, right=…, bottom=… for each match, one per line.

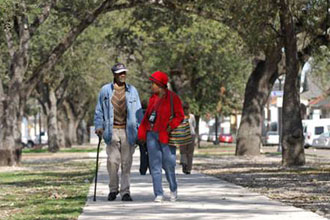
left=94, top=83, right=143, bottom=146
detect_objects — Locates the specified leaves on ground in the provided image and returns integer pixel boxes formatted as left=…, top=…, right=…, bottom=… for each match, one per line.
left=194, top=146, right=330, bottom=219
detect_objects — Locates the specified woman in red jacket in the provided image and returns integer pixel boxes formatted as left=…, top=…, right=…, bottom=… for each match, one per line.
left=138, top=71, right=184, bottom=202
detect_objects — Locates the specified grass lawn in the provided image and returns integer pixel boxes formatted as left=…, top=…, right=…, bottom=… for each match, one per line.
left=194, top=143, right=236, bottom=157
left=0, top=149, right=95, bottom=220
left=22, top=146, right=98, bottom=154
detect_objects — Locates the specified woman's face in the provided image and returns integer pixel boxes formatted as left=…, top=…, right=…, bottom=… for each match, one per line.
left=151, top=82, right=161, bottom=94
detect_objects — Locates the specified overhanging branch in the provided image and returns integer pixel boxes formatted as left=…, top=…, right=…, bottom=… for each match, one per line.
left=29, top=0, right=58, bottom=37
left=24, top=0, right=146, bottom=99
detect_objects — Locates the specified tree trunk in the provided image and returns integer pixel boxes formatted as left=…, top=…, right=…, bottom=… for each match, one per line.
left=236, top=47, right=282, bottom=156
left=68, top=119, right=79, bottom=146
left=280, top=0, right=305, bottom=166
left=57, top=113, right=69, bottom=148
left=61, top=101, right=81, bottom=147
left=0, top=5, right=28, bottom=165
left=47, top=88, right=60, bottom=152
left=195, top=115, right=200, bottom=148
left=0, top=95, right=22, bottom=166
left=0, top=79, right=5, bottom=147
left=77, top=120, right=88, bottom=145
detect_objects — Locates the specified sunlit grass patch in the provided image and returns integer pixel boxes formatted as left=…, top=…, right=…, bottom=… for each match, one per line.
left=22, top=146, right=97, bottom=154
left=195, top=143, right=236, bottom=157
left=0, top=160, right=94, bottom=220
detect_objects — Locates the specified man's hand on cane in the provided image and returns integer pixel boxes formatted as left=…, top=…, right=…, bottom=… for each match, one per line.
left=95, top=128, right=104, bottom=137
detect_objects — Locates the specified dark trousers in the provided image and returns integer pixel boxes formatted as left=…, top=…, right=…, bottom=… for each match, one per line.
left=179, top=134, right=196, bottom=172
left=139, top=143, right=149, bottom=175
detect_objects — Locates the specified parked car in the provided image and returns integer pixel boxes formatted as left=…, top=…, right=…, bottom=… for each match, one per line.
left=21, top=136, right=35, bottom=148
left=303, top=119, right=330, bottom=148
left=264, top=131, right=279, bottom=146
left=21, top=132, right=48, bottom=148
left=35, top=132, right=48, bottom=145
left=312, top=132, right=330, bottom=148
left=199, top=133, right=209, bottom=141
left=218, top=134, right=233, bottom=143
left=207, top=132, right=217, bottom=142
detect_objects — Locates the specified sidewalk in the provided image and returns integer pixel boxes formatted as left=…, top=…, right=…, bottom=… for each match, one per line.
left=79, top=148, right=327, bottom=220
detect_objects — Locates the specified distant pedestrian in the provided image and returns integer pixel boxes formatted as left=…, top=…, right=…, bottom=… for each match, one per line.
left=94, top=63, right=142, bottom=201
left=138, top=99, right=149, bottom=175
left=180, top=103, right=196, bottom=174
left=138, top=71, right=184, bottom=202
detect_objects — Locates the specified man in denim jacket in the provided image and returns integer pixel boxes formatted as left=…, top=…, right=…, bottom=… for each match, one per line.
left=94, top=63, right=142, bottom=201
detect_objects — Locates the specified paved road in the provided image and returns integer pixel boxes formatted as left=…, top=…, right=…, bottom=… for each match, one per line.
left=78, top=148, right=326, bottom=220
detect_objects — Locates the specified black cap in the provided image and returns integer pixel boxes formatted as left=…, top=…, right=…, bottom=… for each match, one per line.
left=111, top=63, right=128, bottom=74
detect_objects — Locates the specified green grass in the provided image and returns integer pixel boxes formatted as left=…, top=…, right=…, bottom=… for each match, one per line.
left=23, top=146, right=97, bottom=154
left=194, top=143, right=236, bottom=157
left=0, top=160, right=95, bottom=220
left=198, top=143, right=235, bottom=150
left=264, top=152, right=282, bottom=156
left=59, top=147, right=97, bottom=153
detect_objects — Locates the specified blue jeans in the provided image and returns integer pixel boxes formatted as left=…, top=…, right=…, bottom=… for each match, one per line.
left=147, top=131, right=177, bottom=197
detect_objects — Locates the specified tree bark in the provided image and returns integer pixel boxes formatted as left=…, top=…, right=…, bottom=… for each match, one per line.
left=195, top=115, right=200, bottom=149
left=47, top=88, right=60, bottom=152
left=77, top=120, right=88, bottom=145
left=236, top=46, right=282, bottom=156
left=279, top=0, right=305, bottom=166
left=61, top=100, right=84, bottom=147
left=0, top=2, right=29, bottom=165
left=0, top=96, right=22, bottom=166
left=57, top=112, right=70, bottom=148
left=0, top=78, right=4, bottom=145
left=0, top=1, right=54, bottom=165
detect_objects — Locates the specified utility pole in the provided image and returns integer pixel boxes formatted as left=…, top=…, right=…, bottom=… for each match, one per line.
left=214, top=115, right=219, bottom=145
left=277, top=77, right=283, bottom=152
left=39, top=106, right=42, bottom=145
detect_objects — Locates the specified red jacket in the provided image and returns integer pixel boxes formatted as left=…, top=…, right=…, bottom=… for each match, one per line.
left=138, top=89, right=184, bottom=144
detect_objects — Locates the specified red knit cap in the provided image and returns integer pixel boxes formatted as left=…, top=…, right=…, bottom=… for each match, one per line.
left=149, top=71, right=168, bottom=88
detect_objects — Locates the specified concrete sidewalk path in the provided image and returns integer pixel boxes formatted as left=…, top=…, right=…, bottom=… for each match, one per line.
left=79, top=149, right=326, bottom=220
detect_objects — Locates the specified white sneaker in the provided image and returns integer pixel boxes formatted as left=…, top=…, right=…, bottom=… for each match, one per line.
left=170, top=191, right=177, bottom=202
left=154, top=195, right=164, bottom=202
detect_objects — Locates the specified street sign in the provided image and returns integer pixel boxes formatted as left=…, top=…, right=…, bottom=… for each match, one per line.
left=277, top=97, right=283, bottom=108
left=271, top=91, right=283, bottom=97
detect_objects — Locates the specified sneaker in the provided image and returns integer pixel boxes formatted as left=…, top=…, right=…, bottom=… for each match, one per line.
left=107, top=191, right=119, bottom=201
left=154, top=195, right=164, bottom=203
left=122, top=193, right=133, bottom=201
left=170, top=191, right=177, bottom=202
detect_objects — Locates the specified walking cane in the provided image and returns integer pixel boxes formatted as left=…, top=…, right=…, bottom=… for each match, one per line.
left=93, top=136, right=102, bottom=201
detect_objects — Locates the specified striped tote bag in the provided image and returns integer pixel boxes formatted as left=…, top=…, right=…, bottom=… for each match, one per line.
left=168, top=94, right=192, bottom=147
left=168, top=117, right=192, bottom=147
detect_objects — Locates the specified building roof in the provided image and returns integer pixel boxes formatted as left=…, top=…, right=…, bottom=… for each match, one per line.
left=300, top=74, right=323, bottom=100
left=310, top=96, right=330, bottom=109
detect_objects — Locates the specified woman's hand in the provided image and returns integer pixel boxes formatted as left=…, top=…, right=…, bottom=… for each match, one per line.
left=137, top=139, right=146, bottom=145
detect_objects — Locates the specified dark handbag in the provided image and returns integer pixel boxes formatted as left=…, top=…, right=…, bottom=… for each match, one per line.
left=168, top=94, right=192, bottom=147
left=138, top=142, right=149, bottom=175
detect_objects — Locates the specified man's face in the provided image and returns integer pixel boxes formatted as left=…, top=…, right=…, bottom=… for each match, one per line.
left=114, top=72, right=126, bottom=84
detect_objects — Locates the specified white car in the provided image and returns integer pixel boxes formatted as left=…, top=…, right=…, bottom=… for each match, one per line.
left=264, top=131, right=279, bottom=146
left=21, top=132, right=48, bottom=148
left=21, top=136, right=35, bottom=148
left=312, top=132, right=330, bottom=148
left=303, top=119, right=330, bottom=148
left=199, top=133, right=208, bottom=141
